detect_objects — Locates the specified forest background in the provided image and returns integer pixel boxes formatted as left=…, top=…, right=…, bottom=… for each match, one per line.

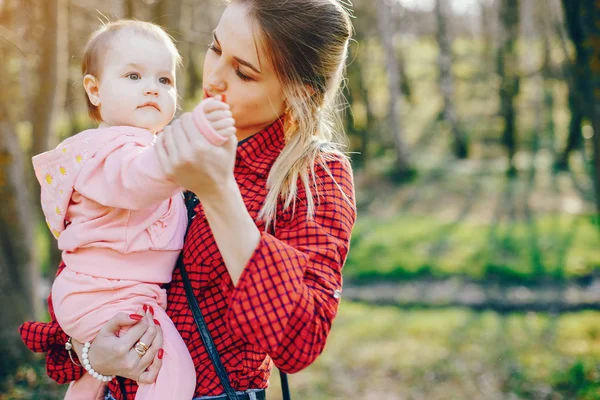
left=1, top=0, right=600, bottom=399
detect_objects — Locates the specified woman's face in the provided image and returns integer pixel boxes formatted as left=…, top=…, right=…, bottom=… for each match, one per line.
left=203, top=2, right=287, bottom=141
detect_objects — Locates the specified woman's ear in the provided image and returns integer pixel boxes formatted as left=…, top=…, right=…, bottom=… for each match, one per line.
left=83, top=74, right=101, bottom=106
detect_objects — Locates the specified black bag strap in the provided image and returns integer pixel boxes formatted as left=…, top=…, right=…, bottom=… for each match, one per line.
left=181, top=192, right=291, bottom=400
left=178, top=193, right=238, bottom=400
left=280, top=370, right=291, bottom=400
left=180, top=258, right=238, bottom=400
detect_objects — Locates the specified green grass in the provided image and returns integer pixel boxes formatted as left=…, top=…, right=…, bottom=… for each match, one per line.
left=346, top=212, right=600, bottom=283
left=268, top=302, right=600, bottom=400
left=6, top=303, right=599, bottom=400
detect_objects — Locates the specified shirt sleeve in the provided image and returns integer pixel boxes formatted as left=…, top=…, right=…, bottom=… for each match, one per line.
left=19, top=262, right=84, bottom=384
left=74, top=135, right=181, bottom=210
left=225, top=158, right=357, bottom=373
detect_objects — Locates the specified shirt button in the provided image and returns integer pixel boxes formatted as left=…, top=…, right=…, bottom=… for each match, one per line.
left=333, top=289, right=342, bottom=299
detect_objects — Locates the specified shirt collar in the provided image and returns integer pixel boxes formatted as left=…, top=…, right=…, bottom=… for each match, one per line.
left=236, top=118, right=285, bottom=177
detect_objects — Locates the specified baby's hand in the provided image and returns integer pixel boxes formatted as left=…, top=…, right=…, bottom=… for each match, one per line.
left=191, top=96, right=236, bottom=146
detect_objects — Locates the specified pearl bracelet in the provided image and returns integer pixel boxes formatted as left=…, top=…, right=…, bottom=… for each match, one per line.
left=81, top=341, right=116, bottom=382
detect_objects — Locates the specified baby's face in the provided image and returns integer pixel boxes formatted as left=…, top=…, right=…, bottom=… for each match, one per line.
left=94, top=31, right=177, bottom=133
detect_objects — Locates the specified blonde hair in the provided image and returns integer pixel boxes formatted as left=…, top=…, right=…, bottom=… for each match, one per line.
left=232, top=0, right=354, bottom=229
left=81, top=20, right=182, bottom=122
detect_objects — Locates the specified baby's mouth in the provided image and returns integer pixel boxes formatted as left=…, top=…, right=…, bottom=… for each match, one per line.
left=138, top=102, right=161, bottom=111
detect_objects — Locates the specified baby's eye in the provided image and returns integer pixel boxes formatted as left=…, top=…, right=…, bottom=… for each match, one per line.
left=159, top=77, right=172, bottom=85
left=127, top=73, right=141, bottom=81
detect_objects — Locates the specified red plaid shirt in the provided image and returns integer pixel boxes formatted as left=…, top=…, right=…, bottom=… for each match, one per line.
left=19, top=119, right=356, bottom=399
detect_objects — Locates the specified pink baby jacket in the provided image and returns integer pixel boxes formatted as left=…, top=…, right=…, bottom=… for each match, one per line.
left=32, top=126, right=187, bottom=283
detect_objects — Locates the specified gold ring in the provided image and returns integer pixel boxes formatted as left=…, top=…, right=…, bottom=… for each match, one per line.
left=134, top=341, right=149, bottom=357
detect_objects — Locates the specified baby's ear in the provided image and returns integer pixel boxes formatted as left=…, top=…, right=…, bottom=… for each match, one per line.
left=83, top=74, right=101, bottom=106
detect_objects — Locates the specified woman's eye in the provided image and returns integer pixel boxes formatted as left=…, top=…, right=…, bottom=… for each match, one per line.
left=127, top=73, right=141, bottom=81
left=236, top=69, right=252, bottom=82
left=159, top=77, right=172, bottom=85
left=208, top=44, right=222, bottom=55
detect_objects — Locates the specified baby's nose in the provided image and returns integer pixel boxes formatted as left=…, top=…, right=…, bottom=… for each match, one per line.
left=145, top=86, right=159, bottom=96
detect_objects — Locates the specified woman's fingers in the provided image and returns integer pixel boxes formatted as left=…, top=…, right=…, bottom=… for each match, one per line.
left=136, top=310, right=157, bottom=351
left=137, top=322, right=164, bottom=384
left=137, top=349, right=163, bottom=384
left=101, top=312, right=142, bottom=335
left=120, top=314, right=150, bottom=351
left=133, top=312, right=160, bottom=377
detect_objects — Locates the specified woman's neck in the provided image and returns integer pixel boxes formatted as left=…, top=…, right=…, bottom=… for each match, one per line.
left=235, top=115, right=284, bottom=142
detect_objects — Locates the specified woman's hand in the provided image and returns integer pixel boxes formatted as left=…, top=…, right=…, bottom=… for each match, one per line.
left=71, top=310, right=163, bottom=384
left=155, top=97, right=238, bottom=200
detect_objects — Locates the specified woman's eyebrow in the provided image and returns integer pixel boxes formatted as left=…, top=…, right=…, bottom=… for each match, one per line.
left=213, top=31, right=262, bottom=74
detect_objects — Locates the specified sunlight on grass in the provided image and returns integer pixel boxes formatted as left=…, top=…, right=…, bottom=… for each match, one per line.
left=267, top=302, right=600, bottom=400
left=347, top=213, right=600, bottom=283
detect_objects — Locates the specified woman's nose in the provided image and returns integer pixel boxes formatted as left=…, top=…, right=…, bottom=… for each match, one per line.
left=206, top=79, right=226, bottom=94
left=205, top=67, right=227, bottom=93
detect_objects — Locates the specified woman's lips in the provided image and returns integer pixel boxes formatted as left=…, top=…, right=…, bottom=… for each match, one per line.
left=204, top=91, right=227, bottom=103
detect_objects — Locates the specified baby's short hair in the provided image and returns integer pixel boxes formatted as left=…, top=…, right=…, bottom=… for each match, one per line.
left=81, top=20, right=182, bottom=122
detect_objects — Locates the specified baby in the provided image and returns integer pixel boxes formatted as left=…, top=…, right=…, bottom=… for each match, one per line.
left=32, top=20, right=233, bottom=400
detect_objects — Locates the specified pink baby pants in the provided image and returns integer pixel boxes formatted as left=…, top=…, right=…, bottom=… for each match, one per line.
left=52, top=269, right=196, bottom=400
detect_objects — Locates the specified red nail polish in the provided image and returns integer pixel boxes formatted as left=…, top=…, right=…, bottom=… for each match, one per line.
left=148, top=305, right=154, bottom=316
left=158, top=349, right=164, bottom=360
left=143, top=305, right=148, bottom=313
left=153, top=319, right=160, bottom=326
left=221, top=94, right=227, bottom=103
left=129, top=314, right=143, bottom=321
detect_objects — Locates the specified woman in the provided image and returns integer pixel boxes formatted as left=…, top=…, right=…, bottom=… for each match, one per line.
left=20, top=0, right=356, bottom=398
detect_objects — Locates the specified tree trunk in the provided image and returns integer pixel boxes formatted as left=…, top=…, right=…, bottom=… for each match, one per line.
left=557, top=0, right=586, bottom=170
left=376, top=0, right=411, bottom=177
left=540, top=8, right=556, bottom=156
left=0, top=116, right=40, bottom=379
left=480, top=0, right=498, bottom=75
left=343, top=44, right=374, bottom=168
left=28, top=0, right=68, bottom=280
left=180, top=0, right=202, bottom=101
left=124, top=0, right=135, bottom=18
left=497, top=0, right=520, bottom=175
left=0, top=0, right=40, bottom=379
left=578, top=0, right=600, bottom=216
left=153, top=0, right=185, bottom=95
left=435, top=0, right=468, bottom=159
left=30, top=0, right=68, bottom=158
